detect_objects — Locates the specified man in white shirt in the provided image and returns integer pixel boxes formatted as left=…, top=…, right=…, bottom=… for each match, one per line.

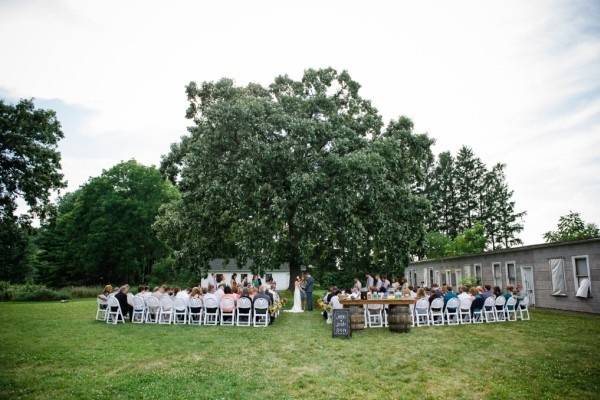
left=458, top=286, right=470, bottom=302
left=215, top=285, right=224, bottom=304
left=365, top=273, right=374, bottom=289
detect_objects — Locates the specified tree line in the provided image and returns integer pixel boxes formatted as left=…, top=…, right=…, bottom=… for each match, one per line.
left=1, top=69, right=598, bottom=289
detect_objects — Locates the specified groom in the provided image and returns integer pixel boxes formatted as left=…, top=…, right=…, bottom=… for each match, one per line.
left=303, top=271, right=314, bottom=311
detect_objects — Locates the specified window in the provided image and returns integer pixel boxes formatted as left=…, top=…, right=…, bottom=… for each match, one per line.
left=434, top=270, right=441, bottom=285
left=505, top=261, right=516, bottom=286
left=444, top=270, right=451, bottom=285
left=450, top=271, right=457, bottom=286
left=572, top=255, right=592, bottom=298
left=474, top=264, right=482, bottom=284
left=492, top=263, right=502, bottom=287
left=549, top=258, right=567, bottom=296
left=429, top=268, right=434, bottom=287
left=463, top=265, right=471, bottom=277
left=455, top=269, right=462, bottom=286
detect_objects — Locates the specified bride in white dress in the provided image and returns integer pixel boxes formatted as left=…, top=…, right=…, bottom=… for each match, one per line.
left=285, top=276, right=304, bottom=313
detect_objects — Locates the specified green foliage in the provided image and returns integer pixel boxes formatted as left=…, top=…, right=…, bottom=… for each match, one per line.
left=544, top=211, right=600, bottom=242
left=425, top=224, right=486, bottom=259
left=36, top=160, right=179, bottom=286
left=0, top=98, right=66, bottom=283
left=157, top=68, right=433, bottom=289
left=0, top=281, right=70, bottom=301
left=61, top=286, right=103, bottom=299
left=425, top=146, right=525, bottom=250
left=460, top=275, right=480, bottom=288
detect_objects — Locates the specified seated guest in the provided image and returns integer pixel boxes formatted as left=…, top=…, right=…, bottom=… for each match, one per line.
left=416, top=287, right=427, bottom=300
left=176, top=288, right=189, bottom=301
left=220, top=286, right=236, bottom=321
left=326, top=287, right=337, bottom=303
left=481, top=285, right=493, bottom=299
left=254, top=286, right=272, bottom=306
left=190, top=287, right=202, bottom=299
left=493, top=286, right=502, bottom=298
left=97, top=285, right=112, bottom=308
left=441, top=284, right=448, bottom=295
left=429, top=283, right=443, bottom=304
left=152, top=286, right=164, bottom=298
left=444, top=285, right=458, bottom=311
left=503, top=286, right=514, bottom=301
left=203, top=286, right=218, bottom=314
left=353, top=278, right=362, bottom=291
left=249, top=287, right=257, bottom=299
left=330, top=290, right=343, bottom=310
left=215, top=284, right=225, bottom=304
left=115, top=285, right=133, bottom=321
left=408, top=286, right=416, bottom=298
left=470, top=287, right=484, bottom=316
left=350, top=287, right=361, bottom=299
left=457, top=286, right=470, bottom=302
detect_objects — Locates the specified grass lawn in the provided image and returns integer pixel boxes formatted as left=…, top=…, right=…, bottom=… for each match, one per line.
left=1, top=294, right=600, bottom=400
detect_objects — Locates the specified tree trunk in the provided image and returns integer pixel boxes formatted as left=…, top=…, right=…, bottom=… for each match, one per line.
left=288, top=259, right=301, bottom=291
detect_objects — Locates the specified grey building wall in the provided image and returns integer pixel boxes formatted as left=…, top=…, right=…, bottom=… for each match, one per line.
left=406, top=238, right=600, bottom=314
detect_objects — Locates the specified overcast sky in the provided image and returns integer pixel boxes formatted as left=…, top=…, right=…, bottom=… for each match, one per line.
left=1, top=0, right=599, bottom=244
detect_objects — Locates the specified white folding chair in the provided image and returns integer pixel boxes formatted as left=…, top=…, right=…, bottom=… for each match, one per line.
left=505, top=296, right=517, bottom=321
left=145, top=296, right=160, bottom=323
left=188, top=298, right=203, bottom=325
left=459, top=297, right=473, bottom=324
left=158, top=296, right=174, bottom=324
left=96, top=298, right=108, bottom=321
left=518, top=296, right=530, bottom=321
left=445, top=297, right=460, bottom=325
left=494, top=296, right=507, bottom=322
left=483, top=296, right=496, bottom=323
left=173, top=298, right=188, bottom=324
left=413, top=299, right=430, bottom=327
left=106, top=296, right=125, bottom=324
left=131, top=295, right=146, bottom=323
left=253, top=298, right=269, bottom=327
left=430, top=297, right=445, bottom=326
left=366, top=303, right=384, bottom=328
left=236, top=297, right=252, bottom=326
left=220, top=298, right=236, bottom=326
left=203, top=297, right=220, bottom=326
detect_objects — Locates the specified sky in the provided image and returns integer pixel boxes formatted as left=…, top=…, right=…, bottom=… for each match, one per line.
left=1, top=0, right=599, bottom=244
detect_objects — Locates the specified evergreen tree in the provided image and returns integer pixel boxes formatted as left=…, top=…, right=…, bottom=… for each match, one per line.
left=425, top=152, right=461, bottom=237
left=454, top=146, right=485, bottom=230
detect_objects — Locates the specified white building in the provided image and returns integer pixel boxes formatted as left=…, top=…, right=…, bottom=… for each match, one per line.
left=200, top=258, right=290, bottom=289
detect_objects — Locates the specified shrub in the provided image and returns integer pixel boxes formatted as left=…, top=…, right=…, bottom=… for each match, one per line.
left=13, top=284, right=70, bottom=301
left=0, top=281, right=15, bottom=300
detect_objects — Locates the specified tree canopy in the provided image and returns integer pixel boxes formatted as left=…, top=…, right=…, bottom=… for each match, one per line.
left=543, top=211, right=599, bottom=243
left=156, top=68, right=434, bottom=289
left=36, top=160, right=178, bottom=286
left=0, top=98, right=65, bottom=282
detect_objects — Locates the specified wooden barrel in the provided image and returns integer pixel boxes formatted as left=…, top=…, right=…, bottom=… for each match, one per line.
left=388, top=304, right=412, bottom=333
left=348, top=305, right=365, bottom=330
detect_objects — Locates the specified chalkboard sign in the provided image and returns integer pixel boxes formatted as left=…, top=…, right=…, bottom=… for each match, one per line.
left=332, top=309, right=351, bottom=338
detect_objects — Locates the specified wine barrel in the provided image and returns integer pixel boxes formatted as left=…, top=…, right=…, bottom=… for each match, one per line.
left=388, top=304, right=412, bottom=333
left=348, top=305, right=365, bottom=330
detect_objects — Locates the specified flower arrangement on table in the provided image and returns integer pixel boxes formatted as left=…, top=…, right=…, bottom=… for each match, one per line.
left=269, top=299, right=285, bottom=316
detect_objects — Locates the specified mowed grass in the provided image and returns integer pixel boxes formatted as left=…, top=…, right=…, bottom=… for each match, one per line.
left=1, top=296, right=600, bottom=400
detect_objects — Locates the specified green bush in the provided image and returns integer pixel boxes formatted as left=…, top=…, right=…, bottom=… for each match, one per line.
left=0, top=281, right=15, bottom=300
left=13, top=284, right=70, bottom=301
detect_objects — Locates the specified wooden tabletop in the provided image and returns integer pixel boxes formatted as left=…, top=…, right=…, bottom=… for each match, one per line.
left=340, top=298, right=415, bottom=305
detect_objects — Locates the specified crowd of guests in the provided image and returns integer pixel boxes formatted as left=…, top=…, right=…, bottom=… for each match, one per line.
left=319, top=272, right=527, bottom=318
left=97, top=272, right=280, bottom=323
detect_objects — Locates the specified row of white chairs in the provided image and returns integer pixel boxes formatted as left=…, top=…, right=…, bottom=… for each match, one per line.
left=361, top=296, right=530, bottom=328
left=413, top=295, right=530, bottom=327
left=97, top=295, right=271, bottom=327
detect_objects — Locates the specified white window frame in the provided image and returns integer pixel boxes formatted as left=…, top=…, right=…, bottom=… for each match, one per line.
left=505, top=261, right=516, bottom=287
left=572, top=255, right=592, bottom=295
left=463, top=265, right=471, bottom=277
left=474, top=264, right=482, bottom=284
left=428, top=268, right=434, bottom=287
left=434, top=270, right=441, bottom=285
left=445, top=270, right=452, bottom=285
left=455, top=268, right=463, bottom=287
left=549, top=258, right=567, bottom=296
left=492, top=262, right=502, bottom=287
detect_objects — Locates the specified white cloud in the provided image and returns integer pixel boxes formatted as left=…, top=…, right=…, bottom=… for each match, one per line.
left=1, top=0, right=599, bottom=243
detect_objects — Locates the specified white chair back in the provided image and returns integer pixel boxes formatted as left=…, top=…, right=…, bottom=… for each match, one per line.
left=174, top=298, right=187, bottom=311
left=189, top=298, right=203, bottom=308
left=160, top=296, right=173, bottom=309
left=220, top=297, right=235, bottom=311
left=108, top=296, right=120, bottom=308
left=506, top=297, right=517, bottom=308
left=446, top=297, right=459, bottom=309
left=204, top=297, right=218, bottom=309
left=237, top=297, right=252, bottom=309
left=495, top=296, right=506, bottom=307
left=146, top=296, right=160, bottom=309
left=254, top=297, right=269, bottom=310
left=483, top=296, right=495, bottom=309
left=415, top=299, right=429, bottom=313
left=430, top=297, right=444, bottom=309
left=460, top=297, right=473, bottom=310
left=133, top=295, right=145, bottom=310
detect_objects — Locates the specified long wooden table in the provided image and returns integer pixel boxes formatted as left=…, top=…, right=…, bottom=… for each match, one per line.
left=340, top=298, right=415, bottom=333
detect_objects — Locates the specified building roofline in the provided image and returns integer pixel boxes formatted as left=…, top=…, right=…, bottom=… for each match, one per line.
left=410, top=237, right=600, bottom=265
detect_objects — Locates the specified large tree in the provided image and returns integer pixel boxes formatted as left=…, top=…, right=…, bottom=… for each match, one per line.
left=454, top=146, right=485, bottom=230
left=0, top=98, right=65, bottom=282
left=156, top=68, right=433, bottom=289
left=544, top=211, right=599, bottom=243
left=37, top=160, right=178, bottom=286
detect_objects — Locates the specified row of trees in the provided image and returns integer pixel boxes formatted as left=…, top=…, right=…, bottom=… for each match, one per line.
left=424, top=146, right=525, bottom=257
left=2, top=69, right=598, bottom=289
